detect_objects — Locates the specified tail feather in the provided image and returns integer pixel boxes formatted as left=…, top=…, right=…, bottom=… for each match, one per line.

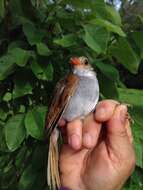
left=50, top=141, right=56, bottom=189
left=54, top=142, right=61, bottom=187
left=47, top=136, right=61, bottom=189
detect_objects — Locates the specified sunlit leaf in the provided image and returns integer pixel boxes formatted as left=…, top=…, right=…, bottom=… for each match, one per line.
left=3, top=92, right=12, bottom=102
left=106, top=5, right=122, bottom=26
left=110, top=37, right=140, bottom=74
left=83, top=25, right=109, bottom=53
left=118, top=88, right=143, bottom=106
left=89, top=19, right=125, bottom=36
left=54, top=34, right=78, bottom=47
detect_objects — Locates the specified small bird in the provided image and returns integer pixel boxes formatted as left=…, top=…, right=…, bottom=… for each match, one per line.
left=46, top=56, right=99, bottom=189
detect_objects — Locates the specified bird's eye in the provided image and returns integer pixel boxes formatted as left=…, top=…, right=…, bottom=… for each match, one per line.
left=84, top=59, right=89, bottom=65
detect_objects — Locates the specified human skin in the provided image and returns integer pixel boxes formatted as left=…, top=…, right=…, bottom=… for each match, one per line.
left=59, top=100, right=136, bottom=190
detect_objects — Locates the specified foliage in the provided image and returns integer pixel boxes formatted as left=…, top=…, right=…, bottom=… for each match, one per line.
left=0, top=0, right=143, bottom=189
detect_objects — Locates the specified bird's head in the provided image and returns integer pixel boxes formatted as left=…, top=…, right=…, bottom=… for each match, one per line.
left=70, top=56, right=92, bottom=71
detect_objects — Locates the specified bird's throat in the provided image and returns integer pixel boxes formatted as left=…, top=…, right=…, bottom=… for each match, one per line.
left=73, top=68, right=96, bottom=78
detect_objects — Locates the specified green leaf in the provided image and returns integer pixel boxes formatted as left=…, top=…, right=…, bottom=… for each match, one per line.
left=31, top=144, right=47, bottom=171
left=131, top=32, right=143, bottom=58
left=54, top=34, right=78, bottom=47
left=15, top=146, right=27, bottom=168
left=25, top=106, right=47, bottom=140
left=118, top=88, right=143, bottom=106
left=98, top=72, right=118, bottom=99
left=31, top=60, right=53, bottom=81
left=0, top=54, right=16, bottom=81
left=128, top=106, right=143, bottom=168
left=130, top=106, right=143, bottom=168
left=0, top=109, right=8, bottom=121
left=134, top=139, right=143, bottom=168
left=94, top=61, right=119, bottom=82
left=19, top=165, right=38, bottom=190
left=13, top=80, right=33, bottom=99
left=131, top=167, right=143, bottom=187
left=19, top=163, right=46, bottom=190
left=130, top=106, right=143, bottom=133
left=5, top=114, right=26, bottom=151
left=23, top=21, right=45, bottom=46
left=89, top=19, right=125, bottom=37
left=0, top=124, right=8, bottom=151
left=18, top=144, right=46, bottom=189
left=9, top=0, right=24, bottom=18
left=105, top=5, right=122, bottom=26
left=3, top=92, right=12, bottom=102
left=36, top=43, right=51, bottom=56
left=19, top=105, right=26, bottom=113
left=0, top=0, right=5, bottom=19
left=138, top=15, right=143, bottom=23
left=9, top=47, right=33, bottom=67
left=83, top=25, right=109, bottom=54
left=92, top=0, right=108, bottom=19
left=110, top=37, right=140, bottom=74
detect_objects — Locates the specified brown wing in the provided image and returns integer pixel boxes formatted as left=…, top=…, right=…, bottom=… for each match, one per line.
left=45, top=73, right=79, bottom=137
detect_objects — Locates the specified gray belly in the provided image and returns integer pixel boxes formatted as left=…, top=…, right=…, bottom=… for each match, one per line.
left=63, top=76, right=99, bottom=121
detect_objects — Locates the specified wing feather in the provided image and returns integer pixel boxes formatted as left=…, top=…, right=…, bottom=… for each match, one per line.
left=45, top=73, right=79, bottom=137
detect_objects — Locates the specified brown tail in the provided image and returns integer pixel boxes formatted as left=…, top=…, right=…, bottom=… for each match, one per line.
left=47, top=136, right=61, bottom=189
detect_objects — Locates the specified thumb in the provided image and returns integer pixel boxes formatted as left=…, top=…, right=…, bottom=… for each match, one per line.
left=107, top=104, right=131, bottom=156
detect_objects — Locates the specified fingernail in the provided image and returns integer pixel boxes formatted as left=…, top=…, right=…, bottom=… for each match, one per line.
left=95, top=108, right=106, bottom=118
left=83, top=133, right=92, bottom=147
left=69, top=134, right=80, bottom=149
left=120, top=105, right=127, bottom=125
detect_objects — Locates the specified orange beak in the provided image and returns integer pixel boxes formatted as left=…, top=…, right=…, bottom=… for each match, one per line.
left=70, top=57, right=81, bottom=65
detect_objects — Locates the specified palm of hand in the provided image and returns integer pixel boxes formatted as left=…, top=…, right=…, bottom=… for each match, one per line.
left=60, top=134, right=132, bottom=190
left=59, top=101, right=135, bottom=190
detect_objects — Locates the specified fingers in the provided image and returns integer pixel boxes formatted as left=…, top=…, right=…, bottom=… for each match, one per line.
left=66, top=115, right=102, bottom=150
left=107, top=104, right=128, bottom=136
left=63, top=100, right=133, bottom=152
left=95, top=100, right=133, bottom=144
left=107, top=104, right=133, bottom=156
left=95, top=100, right=119, bottom=122
left=64, top=100, right=121, bottom=150
left=67, top=120, right=82, bottom=150
left=58, top=118, right=66, bottom=127
left=83, top=114, right=101, bottom=148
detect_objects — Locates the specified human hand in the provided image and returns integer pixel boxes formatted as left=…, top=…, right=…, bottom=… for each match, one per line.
left=59, top=100, right=135, bottom=190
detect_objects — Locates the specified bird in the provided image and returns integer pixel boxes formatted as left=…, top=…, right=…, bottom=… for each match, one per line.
left=45, top=56, right=99, bottom=189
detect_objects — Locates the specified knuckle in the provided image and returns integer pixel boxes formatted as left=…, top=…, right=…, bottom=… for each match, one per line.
left=118, top=130, right=127, bottom=138
left=98, top=99, right=119, bottom=106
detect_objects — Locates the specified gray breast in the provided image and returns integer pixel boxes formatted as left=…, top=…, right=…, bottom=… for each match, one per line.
left=63, top=75, right=99, bottom=121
